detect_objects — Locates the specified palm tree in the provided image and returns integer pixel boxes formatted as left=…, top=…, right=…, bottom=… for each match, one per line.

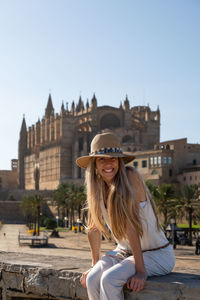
left=53, top=182, right=86, bottom=230
left=147, top=182, right=176, bottom=230
left=175, top=184, right=200, bottom=246
left=34, top=194, right=43, bottom=236
left=53, top=183, right=70, bottom=221
left=20, top=195, right=35, bottom=228
left=20, top=194, right=44, bottom=235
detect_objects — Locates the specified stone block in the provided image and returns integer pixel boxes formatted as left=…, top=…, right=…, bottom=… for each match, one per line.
left=2, top=270, right=23, bottom=292
left=73, top=274, right=88, bottom=300
left=48, top=274, right=73, bottom=298
left=124, top=273, right=200, bottom=300
left=24, top=269, right=48, bottom=296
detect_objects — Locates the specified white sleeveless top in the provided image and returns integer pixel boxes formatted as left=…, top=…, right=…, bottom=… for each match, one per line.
left=100, top=193, right=168, bottom=252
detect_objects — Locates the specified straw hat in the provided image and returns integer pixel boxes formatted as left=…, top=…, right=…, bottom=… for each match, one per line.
left=76, top=132, right=135, bottom=168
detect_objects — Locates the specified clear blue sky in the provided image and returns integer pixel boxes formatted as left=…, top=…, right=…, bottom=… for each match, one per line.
left=0, top=0, right=199, bottom=170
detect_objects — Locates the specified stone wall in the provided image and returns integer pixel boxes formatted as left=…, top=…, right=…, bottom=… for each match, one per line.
left=0, top=252, right=199, bottom=300
left=0, top=202, right=25, bottom=224
left=0, top=189, right=54, bottom=224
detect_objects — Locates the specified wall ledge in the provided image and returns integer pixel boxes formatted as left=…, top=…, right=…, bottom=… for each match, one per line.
left=0, top=251, right=199, bottom=300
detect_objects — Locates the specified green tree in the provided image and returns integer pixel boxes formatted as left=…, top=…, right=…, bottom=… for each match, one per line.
left=53, top=182, right=86, bottom=230
left=147, top=182, right=176, bottom=230
left=20, top=195, right=34, bottom=227
left=20, top=194, right=44, bottom=235
left=175, top=184, right=200, bottom=245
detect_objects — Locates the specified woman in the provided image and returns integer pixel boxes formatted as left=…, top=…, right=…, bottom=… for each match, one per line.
left=76, top=132, right=175, bottom=300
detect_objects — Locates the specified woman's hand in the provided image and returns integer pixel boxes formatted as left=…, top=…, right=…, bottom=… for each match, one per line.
left=127, top=272, right=147, bottom=293
left=80, top=268, right=92, bottom=288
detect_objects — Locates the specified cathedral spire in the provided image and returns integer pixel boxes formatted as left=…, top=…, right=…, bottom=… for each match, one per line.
left=19, top=115, right=27, bottom=189
left=86, top=98, right=89, bottom=111
left=45, top=94, right=54, bottom=118
left=71, top=101, right=75, bottom=115
left=20, top=115, right=27, bottom=138
left=123, top=95, right=130, bottom=110
left=61, top=101, right=65, bottom=114
left=91, top=93, right=97, bottom=109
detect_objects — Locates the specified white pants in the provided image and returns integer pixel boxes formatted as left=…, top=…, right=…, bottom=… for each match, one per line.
left=86, top=245, right=175, bottom=300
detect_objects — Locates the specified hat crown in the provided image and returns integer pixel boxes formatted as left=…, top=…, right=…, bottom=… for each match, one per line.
left=91, top=133, right=121, bottom=153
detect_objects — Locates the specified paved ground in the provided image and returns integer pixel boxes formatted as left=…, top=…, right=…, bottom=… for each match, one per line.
left=0, top=224, right=199, bottom=274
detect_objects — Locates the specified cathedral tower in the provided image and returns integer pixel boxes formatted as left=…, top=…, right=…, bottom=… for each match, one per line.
left=18, top=116, right=27, bottom=189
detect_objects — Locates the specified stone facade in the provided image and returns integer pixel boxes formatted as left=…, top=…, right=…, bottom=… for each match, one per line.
left=0, top=160, right=18, bottom=190
left=177, top=165, right=200, bottom=186
left=18, top=94, right=160, bottom=190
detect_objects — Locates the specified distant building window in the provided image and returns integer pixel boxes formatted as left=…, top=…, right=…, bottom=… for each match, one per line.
left=166, top=144, right=170, bottom=150
left=122, top=135, right=132, bottom=143
left=150, top=157, right=153, bottom=166
left=168, top=157, right=172, bottom=164
left=158, top=156, right=161, bottom=165
left=161, top=145, right=164, bottom=150
left=142, top=160, right=147, bottom=168
left=152, top=170, right=158, bottom=175
left=190, top=176, right=192, bottom=181
left=163, top=157, right=167, bottom=164
left=169, top=169, right=173, bottom=177
left=183, top=177, right=186, bottom=181
left=193, top=159, right=197, bottom=165
left=133, top=161, right=138, bottom=168
left=154, top=156, right=158, bottom=165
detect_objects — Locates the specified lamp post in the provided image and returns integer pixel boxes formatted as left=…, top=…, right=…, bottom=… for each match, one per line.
left=56, top=216, right=59, bottom=228
left=77, top=218, right=82, bottom=232
left=170, top=218, right=176, bottom=249
left=64, top=216, right=68, bottom=228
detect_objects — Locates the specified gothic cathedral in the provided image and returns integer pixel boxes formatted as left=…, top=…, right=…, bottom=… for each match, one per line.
left=18, top=94, right=160, bottom=190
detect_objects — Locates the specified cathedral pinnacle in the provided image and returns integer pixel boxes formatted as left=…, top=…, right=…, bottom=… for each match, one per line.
left=71, top=101, right=75, bottom=115
left=45, top=94, right=54, bottom=118
left=124, top=95, right=130, bottom=110
left=91, top=93, right=97, bottom=109
left=20, top=115, right=27, bottom=139
left=86, top=98, right=89, bottom=110
left=61, top=101, right=65, bottom=114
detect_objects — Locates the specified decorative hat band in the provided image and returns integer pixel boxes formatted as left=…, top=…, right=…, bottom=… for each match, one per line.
left=90, top=147, right=123, bottom=155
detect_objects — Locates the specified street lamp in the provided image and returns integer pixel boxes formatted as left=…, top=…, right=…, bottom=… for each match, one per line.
left=170, top=218, right=176, bottom=249
left=56, top=216, right=59, bottom=228
left=64, top=216, right=68, bottom=228
left=77, top=218, right=82, bottom=232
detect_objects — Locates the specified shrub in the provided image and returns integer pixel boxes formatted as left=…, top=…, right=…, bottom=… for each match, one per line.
left=45, top=218, right=57, bottom=230
left=40, top=215, right=49, bottom=227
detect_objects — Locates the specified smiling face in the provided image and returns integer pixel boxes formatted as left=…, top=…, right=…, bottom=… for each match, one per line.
left=95, top=157, right=119, bottom=185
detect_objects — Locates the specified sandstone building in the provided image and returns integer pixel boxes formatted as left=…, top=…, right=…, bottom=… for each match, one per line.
left=130, top=138, right=200, bottom=186
left=18, top=94, right=160, bottom=190
left=0, top=159, right=18, bottom=190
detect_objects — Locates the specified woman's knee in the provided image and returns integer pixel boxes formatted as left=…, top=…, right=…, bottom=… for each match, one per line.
left=100, top=260, right=136, bottom=290
left=86, top=270, right=99, bottom=291
left=101, top=268, right=120, bottom=289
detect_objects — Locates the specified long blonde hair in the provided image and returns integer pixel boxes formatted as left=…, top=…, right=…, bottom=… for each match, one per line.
left=85, top=158, right=145, bottom=241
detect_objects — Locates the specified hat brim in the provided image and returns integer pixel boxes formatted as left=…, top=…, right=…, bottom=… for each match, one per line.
left=76, top=153, right=136, bottom=169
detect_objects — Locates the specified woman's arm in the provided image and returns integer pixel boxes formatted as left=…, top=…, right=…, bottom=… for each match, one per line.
left=80, top=227, right=101, bottom=288
left=87, top=227, right=102, bottom=266
left=126, top=222, right=147, bottom=292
